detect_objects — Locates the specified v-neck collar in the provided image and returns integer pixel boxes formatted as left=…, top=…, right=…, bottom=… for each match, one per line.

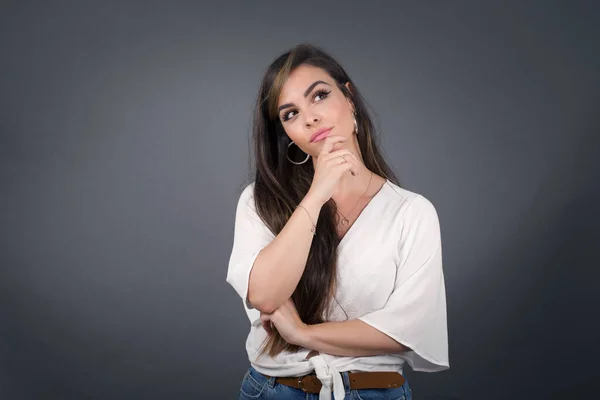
left=337, top=179, right=390, bottom=249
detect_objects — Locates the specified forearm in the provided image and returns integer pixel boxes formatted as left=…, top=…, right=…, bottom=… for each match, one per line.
left=247, top=194, right=322, bottom=313
left=299, top=319, right=409, bottom=357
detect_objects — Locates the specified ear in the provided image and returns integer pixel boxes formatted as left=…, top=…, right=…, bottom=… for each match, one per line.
left=345, top=81, right=352, bottom=93
left=344, top=82, right=355, bottom=113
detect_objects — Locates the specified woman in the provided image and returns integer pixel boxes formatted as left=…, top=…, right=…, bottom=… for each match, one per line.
left=226, top=43, right=449, bottom=400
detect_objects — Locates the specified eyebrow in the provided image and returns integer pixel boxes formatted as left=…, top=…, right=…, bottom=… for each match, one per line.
left=277, top=80, right=331, bottom=114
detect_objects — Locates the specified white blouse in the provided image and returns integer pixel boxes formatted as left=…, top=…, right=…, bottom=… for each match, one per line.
left=226, top=180, right=449, bottom=400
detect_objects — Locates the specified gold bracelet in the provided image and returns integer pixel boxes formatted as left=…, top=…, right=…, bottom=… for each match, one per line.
left=296, top=204, right=316, bottom=234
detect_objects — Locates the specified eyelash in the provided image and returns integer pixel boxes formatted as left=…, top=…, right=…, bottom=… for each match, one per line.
left=281, top=89, right=332, bottom=122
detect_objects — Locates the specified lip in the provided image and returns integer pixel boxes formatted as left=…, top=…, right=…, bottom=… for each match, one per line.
left=310, top=127, right=333, bottom=143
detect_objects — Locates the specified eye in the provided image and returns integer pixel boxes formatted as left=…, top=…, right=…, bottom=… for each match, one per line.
left=314, top=89, right=331, bottom=102
left=281, top=110, right=297, bottom=122
left=280, top=89, right=331, bottom=122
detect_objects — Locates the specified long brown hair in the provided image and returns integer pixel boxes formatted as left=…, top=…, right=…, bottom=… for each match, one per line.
left=249, top=43, right=400, bottom=357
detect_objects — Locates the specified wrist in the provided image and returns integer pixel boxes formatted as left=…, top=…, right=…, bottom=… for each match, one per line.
left=297, top=323, right=315, bottom=348
left=301, top=192, right=324, bottom=213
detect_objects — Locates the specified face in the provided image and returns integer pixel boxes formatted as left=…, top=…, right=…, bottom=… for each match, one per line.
left=276, top=64, right=355, bottom=157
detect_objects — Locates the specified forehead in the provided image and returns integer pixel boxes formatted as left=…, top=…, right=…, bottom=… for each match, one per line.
left=278, top=65, right=333, bottom=104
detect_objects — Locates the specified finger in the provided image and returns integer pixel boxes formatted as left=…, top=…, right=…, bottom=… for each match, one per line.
left=322, top=148, right=354, bottom=159
left=338, top=151, right=360, bottom=169
left=334, top=158, right=359, bottom=177
left=344, top=153, right=361, bottom=176
left=344, top=152, right=362, bottom=169
left=330, top=140, right=347, bottom=153
left=322, top=149, right=357, bottom=163
left=320, top=135, right=348, bottom=155
left=325, top=152, right=360, bottom=175
left=322, top=153, right=353, bottom=168
left=260, top=313, right=273, bottom=335
left=262, top=320, right=272, bottom=335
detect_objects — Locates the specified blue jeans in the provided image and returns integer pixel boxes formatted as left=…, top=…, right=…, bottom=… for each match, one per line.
left=238, top=366, right=412, bottom=400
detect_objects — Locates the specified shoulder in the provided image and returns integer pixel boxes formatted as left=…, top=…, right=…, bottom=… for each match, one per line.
left=377, top=181, right=441, bottom=243
left=381, top=181, right=439, bottom=221
left=234, top=181, right=258, bottom=216
left=239, top=181, right=255, bottom=199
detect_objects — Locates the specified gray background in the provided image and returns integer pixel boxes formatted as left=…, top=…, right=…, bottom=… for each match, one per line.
left=1, top=1, right=599, bottom=399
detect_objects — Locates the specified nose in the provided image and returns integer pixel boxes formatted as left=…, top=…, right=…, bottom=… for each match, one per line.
left=305, top=113, right=319, bottom=127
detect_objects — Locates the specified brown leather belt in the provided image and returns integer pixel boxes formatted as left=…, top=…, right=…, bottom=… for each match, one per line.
left=263, top=371, right=405, bottom=394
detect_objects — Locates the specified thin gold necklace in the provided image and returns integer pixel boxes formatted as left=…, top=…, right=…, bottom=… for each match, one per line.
left=337, top=171, right=373, bottom=227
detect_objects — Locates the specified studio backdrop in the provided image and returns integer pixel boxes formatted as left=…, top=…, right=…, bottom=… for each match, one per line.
left=1, top=1, right=598, bottom=399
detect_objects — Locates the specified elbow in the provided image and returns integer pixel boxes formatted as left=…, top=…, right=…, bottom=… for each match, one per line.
left=256, top=302, right=278, bottom=315
left=247, top=269, right=287, bottom=314
left=247, top=290, right=279, bottom=314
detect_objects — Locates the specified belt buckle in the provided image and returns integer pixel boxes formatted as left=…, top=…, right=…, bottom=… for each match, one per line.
left=298, top=376, right=308, bottom=392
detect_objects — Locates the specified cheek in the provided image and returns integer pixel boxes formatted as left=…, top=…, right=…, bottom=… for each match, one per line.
left=283, top=124, right=315, bottom=154
left=283, top=124, right=303, bottom=144
left=327, top=98, right=351, bottom=122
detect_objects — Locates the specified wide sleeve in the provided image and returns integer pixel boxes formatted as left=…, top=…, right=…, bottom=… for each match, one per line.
left=225, top=183, right=275, bottom=323
left=358, top=194, right=449, bottom=372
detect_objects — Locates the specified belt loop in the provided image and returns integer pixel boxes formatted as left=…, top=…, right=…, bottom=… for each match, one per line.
left=341, top=371, right=351, bottom=395
left=267, top=375, right=276, bottom=388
